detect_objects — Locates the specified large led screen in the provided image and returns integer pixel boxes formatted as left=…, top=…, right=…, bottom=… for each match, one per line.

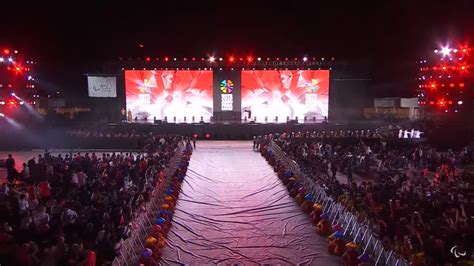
left=125, top=70, right=213, bottom=121
left=241, top=70, right=329, bottom=122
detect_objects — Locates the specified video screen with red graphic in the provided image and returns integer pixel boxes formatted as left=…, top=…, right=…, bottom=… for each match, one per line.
left=241, top=70, right=329, bottom=122
left=125, top=70, right=213, bottom=121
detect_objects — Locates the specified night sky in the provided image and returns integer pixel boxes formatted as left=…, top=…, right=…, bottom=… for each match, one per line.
left=2, top=0, right=474, bottom=97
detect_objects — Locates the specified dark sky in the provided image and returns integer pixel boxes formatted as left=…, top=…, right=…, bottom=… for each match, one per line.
left=2, top=0, right=474, bottom=96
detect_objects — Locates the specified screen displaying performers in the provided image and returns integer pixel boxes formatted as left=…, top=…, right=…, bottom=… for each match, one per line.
left=125, top=70, right=213, bottom=122
left=241, top=70, right=329, bottom=122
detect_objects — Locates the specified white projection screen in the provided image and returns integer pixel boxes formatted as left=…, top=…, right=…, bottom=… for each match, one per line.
left=87, top=76, right=117, bottom=97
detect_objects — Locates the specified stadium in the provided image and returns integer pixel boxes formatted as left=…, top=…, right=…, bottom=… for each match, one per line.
left=1, top=2, right=473, bottom=266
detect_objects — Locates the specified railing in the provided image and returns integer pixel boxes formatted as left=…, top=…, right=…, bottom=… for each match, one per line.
left=269, top=140, right=409, bottom=266
left=112, top=141, right=186, bottom=266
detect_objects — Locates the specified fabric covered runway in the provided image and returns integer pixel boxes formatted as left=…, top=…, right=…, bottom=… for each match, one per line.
left=161, top=141, right=338, bottom=265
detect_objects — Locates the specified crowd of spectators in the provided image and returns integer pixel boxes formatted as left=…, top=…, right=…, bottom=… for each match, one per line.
left=272, top=133, right=474, bottom=265
left=0, top=134, right=182, bottom=265
left=65, top=130, right=168, bottom=150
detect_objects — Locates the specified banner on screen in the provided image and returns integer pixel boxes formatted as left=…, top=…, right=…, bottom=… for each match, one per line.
left=241, top=70, right=329, bottom=122
left=125, top=70, right=213, bottom=121
left=87, top=76, right=117, bottom=97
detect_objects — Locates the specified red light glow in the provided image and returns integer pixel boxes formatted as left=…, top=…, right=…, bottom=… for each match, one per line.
left=3, top=49, right=10, bottom=54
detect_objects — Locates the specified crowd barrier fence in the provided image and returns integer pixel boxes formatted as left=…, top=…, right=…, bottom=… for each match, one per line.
left=269, top=140, right=409, bottom=266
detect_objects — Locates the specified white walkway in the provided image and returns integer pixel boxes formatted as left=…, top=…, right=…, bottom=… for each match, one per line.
left=161, top=141, right=338, bottom=265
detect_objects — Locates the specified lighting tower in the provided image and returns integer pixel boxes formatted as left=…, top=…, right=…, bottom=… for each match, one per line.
left=417, top=44, right=473, bottom=122
left=0, top=48, right=37, bottom=108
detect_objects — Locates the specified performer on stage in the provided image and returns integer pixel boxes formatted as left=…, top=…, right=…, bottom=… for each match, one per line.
left=403, top=130, right=409, bottom=138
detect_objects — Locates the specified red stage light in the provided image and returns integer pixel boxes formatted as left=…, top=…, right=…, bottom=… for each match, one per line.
left=462, top=48, right=467, bottom=52
left=448, top=101, right=453, bottom=105
left=442, top=66, right=447, bottom=70
left=430, top=84, right=436, bottom=88
left=433, top=67, right=437, bottom=70
left=205, top=133, right=210, bottom=139
left=145, top=57, right=151, bottom=62
left=192, top=57, right=196, bottom=61
left=459, top=83, right=465, bottom=88
left=3, top=49, right=10, bottom=54
left=15, top=67, right=21, bottom=71
left=247, top=56, right=253, bottom=62
left=429, top=101, right=434, bottom=105
left=449, top=83, right=455, bottom=87
left=164, top=57, right=169, bottom=61
left=193, top=133, right=198, bottom=138
left=461, top=66, right=466, bottom=70
left=229, top=57, right=234, bottom=62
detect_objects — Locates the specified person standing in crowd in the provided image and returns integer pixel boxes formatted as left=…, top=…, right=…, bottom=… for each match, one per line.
left=193, top=136, right=197, bottom=149
left=256, top=136, right=262, bottom=150
left=21, top=163, right=30, bottom=181
left=346, top=158, right=354, bottom=184
left=330, top=159, right=338, bottom=179
left=253, top=136, right=257, bottom=150
left=5, top=154, right=17, bottom=183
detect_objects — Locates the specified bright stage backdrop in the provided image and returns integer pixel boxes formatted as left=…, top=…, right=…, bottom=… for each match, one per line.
left=241, top=70, right=330, bottom=122
left=125, top=70, right=213, bottom=121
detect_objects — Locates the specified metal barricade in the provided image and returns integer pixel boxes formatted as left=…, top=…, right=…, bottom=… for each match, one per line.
left=269, top=140, right=410, bottom=266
